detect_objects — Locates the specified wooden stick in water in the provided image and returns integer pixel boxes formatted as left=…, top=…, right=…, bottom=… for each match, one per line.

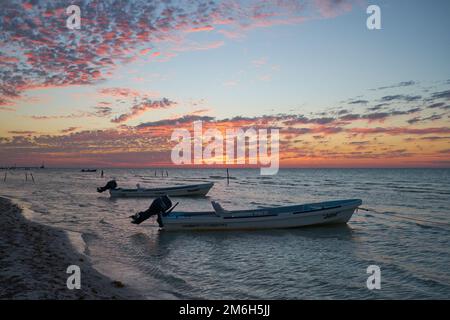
left=4, top=171, right=7, bottom=182
left=227, top=168, right=230, bottom=185
left=31, top=173, right=35, bottom=183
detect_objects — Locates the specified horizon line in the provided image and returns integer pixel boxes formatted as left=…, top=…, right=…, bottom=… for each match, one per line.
left=2, top=166, right=449, bottom=170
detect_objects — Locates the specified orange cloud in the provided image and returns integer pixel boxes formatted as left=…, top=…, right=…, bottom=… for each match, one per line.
left=186, top=25, right=214, bottom=32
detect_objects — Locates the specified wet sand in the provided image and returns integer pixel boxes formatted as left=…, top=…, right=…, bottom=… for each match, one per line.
left=0, top=197, right=143, bottom=299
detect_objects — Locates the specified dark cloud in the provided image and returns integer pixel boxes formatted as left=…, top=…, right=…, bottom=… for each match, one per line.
left=282, top=127, right=312, bottom=135
left=427, top=102, right=446, bottom=109
left=348, top=127, right=450, bottom=136
left=60, top=127, right=79, bottom=133
left=367, top=105, right=382, bottom=111
left=94, top=106, right=113, bottom=117
left=311, top=117, right=335, bottom=125
left=407, top=117, right=420, bottom=125
left=337, top=109, right=349, bottom=115
left=372, top=81, right=416, bottom=91
left=408, top=114, right=443, bottom=125
left=348, top=99, right=368, bottom=105
left=420, top=136, right=450, bottom=141
left=362, top=112, right=390, bottom=121
left=339, top=107, right=421, bottom=122
left=388, top=107, right=421, bottom=116
left=30, top=111, right=91, bottom=120
left=340, top=114, right=360, bottom=121
left=430, top=90, right=450, bottom=100
left=281, top=115, right=336, bottom=126
left=380, top=95, right=422, bottom=102
left=8, top=130, right=37, bottom=135
left=406, top=107, right=422, bottom=113
left=112, top=98, right=176, bottom=123
left=348, top=141, right=370, bottom=145
left=137, top=115, right=215, bottom=128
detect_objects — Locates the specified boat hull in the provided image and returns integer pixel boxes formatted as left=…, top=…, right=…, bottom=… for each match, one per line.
left=109, top=182, right=213, bottom=198
left=161, top=199, right=361, bottom=231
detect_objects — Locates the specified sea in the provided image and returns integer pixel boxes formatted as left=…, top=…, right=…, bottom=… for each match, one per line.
left=1, top=168, right=449, bottom=299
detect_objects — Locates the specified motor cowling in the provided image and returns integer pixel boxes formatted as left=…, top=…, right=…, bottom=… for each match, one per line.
left=97, top=180, right=118, bottom=193
left=130, top=195, right=172, bottom=226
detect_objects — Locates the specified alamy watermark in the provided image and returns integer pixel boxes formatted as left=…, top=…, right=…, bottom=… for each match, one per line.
left=366, top=265, right=381, bottom=290
left=66, top=5, right=81, bottom=30
left=171, top=121, right=279, bottom=175
left=367, top=5, right=381, bottom=30
left=66, top=265, right=81, bottom=290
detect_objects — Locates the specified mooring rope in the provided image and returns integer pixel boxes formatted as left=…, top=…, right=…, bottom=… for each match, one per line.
left=358, top=207, right=450, bottom=228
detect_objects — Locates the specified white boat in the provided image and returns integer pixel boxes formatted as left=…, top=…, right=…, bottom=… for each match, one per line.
left=130, top=197, right=362, bottom=231
left=108, top=182, right=214, bottom=198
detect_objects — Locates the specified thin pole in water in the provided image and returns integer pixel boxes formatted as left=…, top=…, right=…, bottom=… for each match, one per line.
left=31, top=173, right=35, bottom=183
left=226, top=168, right=230, bottom=185
left=4, top=171, right=7, bottom=182
left=25, top=173, right=28, bottom=181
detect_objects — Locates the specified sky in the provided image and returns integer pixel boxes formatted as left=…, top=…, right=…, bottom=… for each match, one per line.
left=0, top=0, right=449, bottom=168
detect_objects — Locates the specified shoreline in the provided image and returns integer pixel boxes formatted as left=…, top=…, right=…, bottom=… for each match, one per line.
left=0, top=196, right=143, bottom=299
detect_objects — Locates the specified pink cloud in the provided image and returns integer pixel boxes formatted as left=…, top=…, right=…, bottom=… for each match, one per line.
left=185, top=25, right=215, bottom=33
left=22, top=3, right=33, bottom=10
left=98, top=87, right=141, bottom=98
left=1, top=1, right=357, bottom=105
left=313, top=0, right=355, bottom=18
left=140, top=48, right=152, bottom=55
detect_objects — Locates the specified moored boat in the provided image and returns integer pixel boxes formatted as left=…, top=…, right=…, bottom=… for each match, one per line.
left=130, top=196, right=362, bottom=231
left=97, top=180, right=214, bottom=198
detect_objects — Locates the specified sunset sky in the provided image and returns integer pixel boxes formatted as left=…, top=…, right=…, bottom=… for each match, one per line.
left=1, top=0, right=449, bottom=168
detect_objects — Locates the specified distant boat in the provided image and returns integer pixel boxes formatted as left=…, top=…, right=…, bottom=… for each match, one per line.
left=97, top=180, right=214, bottom=198
left=130, top=197, right=362, bottom=231
left=81, top=169, right=97, bottom=172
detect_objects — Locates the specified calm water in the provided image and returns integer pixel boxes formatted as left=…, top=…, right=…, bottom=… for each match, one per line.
left=1, top=168, right=449, bottom=299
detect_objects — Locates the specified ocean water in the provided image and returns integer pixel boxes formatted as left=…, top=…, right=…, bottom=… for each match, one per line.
left=1, top=168, right=449, bottom=299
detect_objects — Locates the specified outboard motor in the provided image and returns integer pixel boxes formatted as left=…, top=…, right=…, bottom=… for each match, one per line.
left=97, top=180, right=118, bottom=193
left=130, top=195, right=172, bottom=226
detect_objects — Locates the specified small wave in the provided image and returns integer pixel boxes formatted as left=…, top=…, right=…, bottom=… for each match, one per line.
left=416, top=223, right=432, bottom=229
left=249, top=201, right=270, bottom=206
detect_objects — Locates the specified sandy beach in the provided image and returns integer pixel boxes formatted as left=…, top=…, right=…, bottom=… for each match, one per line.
left=0, top=197, right=142, bottom=300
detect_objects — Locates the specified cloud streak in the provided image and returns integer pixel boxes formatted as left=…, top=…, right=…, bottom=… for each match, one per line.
left=111, top=98, right=176, bottom=123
